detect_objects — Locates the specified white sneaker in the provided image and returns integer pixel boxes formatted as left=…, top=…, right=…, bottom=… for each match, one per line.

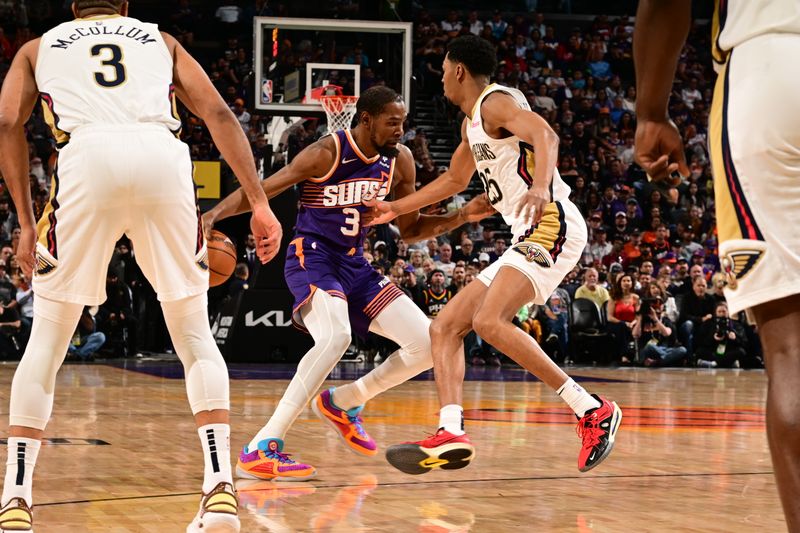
left=186, top=482, right=240, bottom=533
left=697, top=359, right=718, bottom=368
left=0, top=497, right=33, bottom=532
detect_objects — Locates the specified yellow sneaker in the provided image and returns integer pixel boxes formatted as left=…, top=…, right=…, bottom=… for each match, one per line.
left=186, top=482, right=239, bottom=533
left=0, top=497, right=32, bottom=532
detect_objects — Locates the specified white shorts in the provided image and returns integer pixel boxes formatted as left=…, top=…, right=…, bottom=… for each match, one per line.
left=478, top=199, right=586, bottom=304
left=710, top=34, right=800, bottom=314
left=34, top=124, right=208, bottom=305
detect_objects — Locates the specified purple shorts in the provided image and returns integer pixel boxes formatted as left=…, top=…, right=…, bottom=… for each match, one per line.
left=284, top=235, right=404, bottom=337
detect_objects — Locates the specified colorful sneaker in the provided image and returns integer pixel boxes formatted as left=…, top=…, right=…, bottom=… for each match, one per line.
left=385, top=429, right=474, bottom=475
left=186, top=482, right=240, bottom=533
left=0, top=497, right=32, bottom=532
left=235, top=438, right=316, bottom=481
left=577, top=394, right=622, bottom=472
left=312, top=388, right=377, bottom=456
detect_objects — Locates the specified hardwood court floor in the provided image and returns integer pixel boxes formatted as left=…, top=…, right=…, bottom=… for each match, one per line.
left=0, top=361, right=783, bottom=532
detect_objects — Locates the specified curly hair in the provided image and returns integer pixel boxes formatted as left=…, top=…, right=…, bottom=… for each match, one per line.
left=446, top=35, right=497, bottom=78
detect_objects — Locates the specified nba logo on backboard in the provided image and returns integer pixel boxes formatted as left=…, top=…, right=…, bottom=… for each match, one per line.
left=261, top=79, right=273, bottom=104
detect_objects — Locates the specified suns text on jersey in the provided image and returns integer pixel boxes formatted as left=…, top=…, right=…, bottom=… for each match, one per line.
left=322, top=180, right=389, bottom=207
left=50, top=25, right=157, bottom=49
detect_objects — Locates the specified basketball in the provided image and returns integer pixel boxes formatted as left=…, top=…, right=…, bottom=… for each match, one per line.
left=207, top=229, right=237, bottom=287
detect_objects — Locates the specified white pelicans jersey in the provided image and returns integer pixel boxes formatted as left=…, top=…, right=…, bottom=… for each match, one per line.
left=712, top=0, right=800, bottom=68
left=35, top=14, right=181, bottom=148
left=465, top=83, right=571, bottom=238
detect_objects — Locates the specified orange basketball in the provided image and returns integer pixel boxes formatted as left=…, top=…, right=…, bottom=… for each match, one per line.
left=207, top=230, right=237, bottom=287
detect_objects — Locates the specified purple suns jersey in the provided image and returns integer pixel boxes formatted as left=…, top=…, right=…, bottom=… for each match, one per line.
left=296, top=129, right=396, bottom=253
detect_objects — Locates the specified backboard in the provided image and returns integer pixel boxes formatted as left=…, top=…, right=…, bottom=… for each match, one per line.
left=253, top=17, right=412, bottom=114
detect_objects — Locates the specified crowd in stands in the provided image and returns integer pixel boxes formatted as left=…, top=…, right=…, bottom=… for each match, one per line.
left=0, top=2, right=763, bottom=368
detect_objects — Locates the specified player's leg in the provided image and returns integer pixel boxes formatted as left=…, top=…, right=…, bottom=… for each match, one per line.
left=474, top=266, right=620, bottom=472
left=315, top=295, right=433, bottom=455
left=0, top=131, right=127, bottom=530
left=750, top=295, right=800, bottom=531
left=240, top=290, right=351, bottom=477
left=384, top=281, right=486, bottom=475
left=124, top=132, right=238, bottom=532
left=0, top=297, right=83, bottom=530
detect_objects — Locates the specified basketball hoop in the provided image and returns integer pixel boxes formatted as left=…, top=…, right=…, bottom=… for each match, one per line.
left=320, top=95, right=359, bottom=134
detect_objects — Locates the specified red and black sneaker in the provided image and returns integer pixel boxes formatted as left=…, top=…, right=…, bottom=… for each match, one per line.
left=385, top=429, right=475, bottom=475
left=577, top=394, right=622, bottom=472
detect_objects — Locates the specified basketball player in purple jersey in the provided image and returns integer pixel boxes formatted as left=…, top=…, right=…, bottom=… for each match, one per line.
left=204, top=86, right=493, bottom=479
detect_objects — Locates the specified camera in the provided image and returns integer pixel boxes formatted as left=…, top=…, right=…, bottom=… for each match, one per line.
left=639, top=297, right=658, bottom=324
left=714, top=317, right=729, bottom=337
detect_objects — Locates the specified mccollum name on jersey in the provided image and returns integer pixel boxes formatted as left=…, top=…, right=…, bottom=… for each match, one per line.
left=50, top=24, right=158, bottom=49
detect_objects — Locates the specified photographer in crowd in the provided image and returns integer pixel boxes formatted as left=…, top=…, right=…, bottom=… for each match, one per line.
left=695, top=302, right=749, bottom=368
left=632, top=283, right=687, bottom=367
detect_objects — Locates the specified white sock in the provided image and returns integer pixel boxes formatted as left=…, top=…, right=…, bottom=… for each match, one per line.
left=438, top=404, right=465, bottom=436
left=557, top=378, right=601, bottom=418
left=2, top=437, right=40, bottom=506
left=248, top=401, right=299, bottom=450
left=331, top=380, right=370, bottom=411
left=198, top=424, right=232, bottom=493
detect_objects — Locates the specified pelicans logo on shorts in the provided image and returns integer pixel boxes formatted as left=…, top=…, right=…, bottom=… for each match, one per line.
left=512, top=242, right=552, bottom=268
left=721, top=249, right=764, bottom=290
left=35, top=252, right=57, bottom=276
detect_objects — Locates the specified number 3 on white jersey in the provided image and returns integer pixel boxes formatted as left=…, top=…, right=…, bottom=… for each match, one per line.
left=341, top=207, right=360, bottom=236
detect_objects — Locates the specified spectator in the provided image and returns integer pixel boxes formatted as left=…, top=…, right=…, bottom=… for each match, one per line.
left=447, top=264, right=467, bottom=294
left=490, top=238, right=507, bottom=262
left=466, top=10, right=483, bottom=36
left=633, top=283, right=687, bottom=367
left=487, top=10, right=508, bottom=40
left=67, top=307, right=106, bottom=362
left=435, top=242, right=455, bottom=279
left=402, top=264, right=424, bottom=303
left=678, top=275, right=716, bottom=358
left=542, top=292, right=569, bottom=359
left=453, top=238, right=477, bottom=263
left=695, top=302, right=749, bottom=368
left=606, top=272, right=639, bottom=364
left=574, top=267, right=610, bottom=309
left=0, top=293, right=20, bottom=359
left=229, top=263, right=249, bottom=298
left=97, top=270, right=136, bottom=356
left=416, top=269, right=452, bottom=318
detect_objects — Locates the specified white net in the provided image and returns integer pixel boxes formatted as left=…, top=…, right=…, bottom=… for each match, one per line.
left=320, top=95, right=359, bottom=134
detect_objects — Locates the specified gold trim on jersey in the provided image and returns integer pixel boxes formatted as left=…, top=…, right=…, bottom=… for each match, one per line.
left=469, top=83, right=497, bottom=120
left=309, top=132, right=341, bottom=183
left=40, top=93, right=70, bottom=149
left=513, top=201, right=566, bottom=264
left=36, top=169, right=60, bottom=259
left=169, top=84, right=182, bottom=137
left=709, top=58, right=764, bottom=244
left=711, top=0, right=730, bottom=67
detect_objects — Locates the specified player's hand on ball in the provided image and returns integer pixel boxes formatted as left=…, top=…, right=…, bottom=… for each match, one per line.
left=461, top=193, right=495, bottom=222
left=251, top=203, right=282, bottom=263
left=18, top=224, right=36, bottom=279
left=362, top=198, right=399, bottom=226
left=634, top=119, right=689, bottom=185
left=201, top=211, right=216, bottom=241
left=514, top=185, right=550, bottom=228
